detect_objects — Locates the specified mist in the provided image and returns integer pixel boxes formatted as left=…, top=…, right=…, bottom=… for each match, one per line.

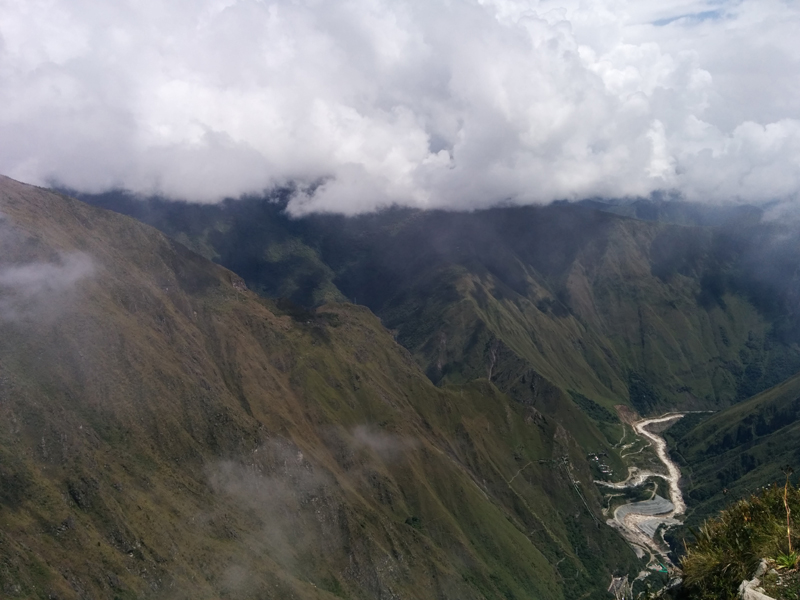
left=0, top=250, right=94, bottom=321
left=1, top=0, right=799, bottom=213
left=203, top=430, right=420, bottom=596
left=351, top=424, right=419, bottom=459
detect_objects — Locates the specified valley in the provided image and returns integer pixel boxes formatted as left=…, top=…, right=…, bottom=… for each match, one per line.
left=599, top=414, right=686, bottom=589
left=1, top=1, right=798, bottom=597
left=3, top=175, right=800, bottom=599
left=0, top=176, right=638, bottom=599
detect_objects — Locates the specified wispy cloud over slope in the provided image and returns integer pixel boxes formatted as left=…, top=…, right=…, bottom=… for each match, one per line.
left=0, top=249, right=94, bottom=320
left=1, top=0, right=798, bottom=212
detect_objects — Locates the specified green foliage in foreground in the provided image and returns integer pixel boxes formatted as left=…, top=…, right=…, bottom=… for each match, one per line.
left=775, top=551, right=799, bottom=570
left=681, top=482, right=800, bottom=599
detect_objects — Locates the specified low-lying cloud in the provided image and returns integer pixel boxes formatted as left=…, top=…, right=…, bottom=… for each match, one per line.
left=1, top=0, right=799, bottom=213
left=351, top=425, right=418, bottom=460
left=205, top=440, right=344, bottom=587
left=0, top=252, right=95, bottom=320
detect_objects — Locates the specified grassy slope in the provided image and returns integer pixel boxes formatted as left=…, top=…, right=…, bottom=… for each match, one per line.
left=0, top=177, right=637, bottom=599
left=680, top=483, right=800, bottom=600
left=77, top=193, right=800, bottom=417
left=377, top=216, right=793, bottom=421
left=671, top=370, right=800, bottom=525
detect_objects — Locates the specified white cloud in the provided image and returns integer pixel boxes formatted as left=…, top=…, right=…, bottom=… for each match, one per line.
left=0, top=252, right=93, bottom=297
left=0, top=0, right=798, bottom=213
left=351, top=425, right=418, bottom=459
left=0, top=251, right=94, bottom=320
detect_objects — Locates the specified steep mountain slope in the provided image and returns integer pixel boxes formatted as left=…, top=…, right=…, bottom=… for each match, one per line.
left=0, top=176, right=637, bottom=599
left=78, top=191, right=800, bottom=417
left=668, top=370, right=800, bottom=524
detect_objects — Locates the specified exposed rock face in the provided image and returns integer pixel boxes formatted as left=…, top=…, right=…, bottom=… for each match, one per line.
left=739, top=561, right=777, bottom=600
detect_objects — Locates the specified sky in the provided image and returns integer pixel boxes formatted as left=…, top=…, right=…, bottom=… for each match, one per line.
left=1, top=0, right=799, bottom=214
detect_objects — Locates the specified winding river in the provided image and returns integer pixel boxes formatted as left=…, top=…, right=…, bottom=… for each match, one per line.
left=598, top=413, right=686, bottom=568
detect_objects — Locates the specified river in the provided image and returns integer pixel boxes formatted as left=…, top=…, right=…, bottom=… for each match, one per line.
left=597, top=413, right=686, bottom=568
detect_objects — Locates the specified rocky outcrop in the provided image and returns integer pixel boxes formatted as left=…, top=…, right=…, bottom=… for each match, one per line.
left=739, top=561, right=776, bottom=600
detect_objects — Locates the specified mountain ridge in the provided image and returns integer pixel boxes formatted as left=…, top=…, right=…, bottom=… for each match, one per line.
left=8, top=176, right=800, bottom=598
left=75, top=189, right=800, bottom=417
left=0, top=175, right=637, bottom=599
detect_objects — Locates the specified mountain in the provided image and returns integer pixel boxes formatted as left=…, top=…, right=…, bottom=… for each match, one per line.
left=0, top=176, right=638, bottom=599
left=576, top=196, right=764, bottom=228
left=661, top=372, right=800, bottom=598
left=74, top=188, right=800, bottom=592
left=77, top=190, right=800, bottom=419
left=666, top=370, right=800, bottom=525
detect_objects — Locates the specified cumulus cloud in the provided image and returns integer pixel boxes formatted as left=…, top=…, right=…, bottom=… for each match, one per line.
left=1, top=0, right=799, bottom=213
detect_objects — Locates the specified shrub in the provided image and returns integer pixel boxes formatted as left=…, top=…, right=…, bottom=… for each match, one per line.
left=681, top=482, right=800, bottom=599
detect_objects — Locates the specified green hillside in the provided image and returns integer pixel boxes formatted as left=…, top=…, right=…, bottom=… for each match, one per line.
left=79, top=191, right=800, bottom=417
left=0, top=176, right=639, bottom=599
left=669, top=370, right=800, bottom=525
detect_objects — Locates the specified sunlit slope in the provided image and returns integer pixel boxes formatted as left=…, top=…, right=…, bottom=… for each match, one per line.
left=670, top=370, right=800, bottom=522
left=0, top=177, right=636, bottom=600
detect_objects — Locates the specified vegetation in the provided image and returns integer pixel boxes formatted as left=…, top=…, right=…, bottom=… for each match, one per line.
left=775, top=551, right=799, bottom=570
left=668, top=371, right=800, bottom=526
left=681, top=481, right=800, bottom=599
left=0, top=177, right=639, bottom=599
left=69, top=183, right=800, bottom=598
left=78, top=189, right=800, bottom=417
